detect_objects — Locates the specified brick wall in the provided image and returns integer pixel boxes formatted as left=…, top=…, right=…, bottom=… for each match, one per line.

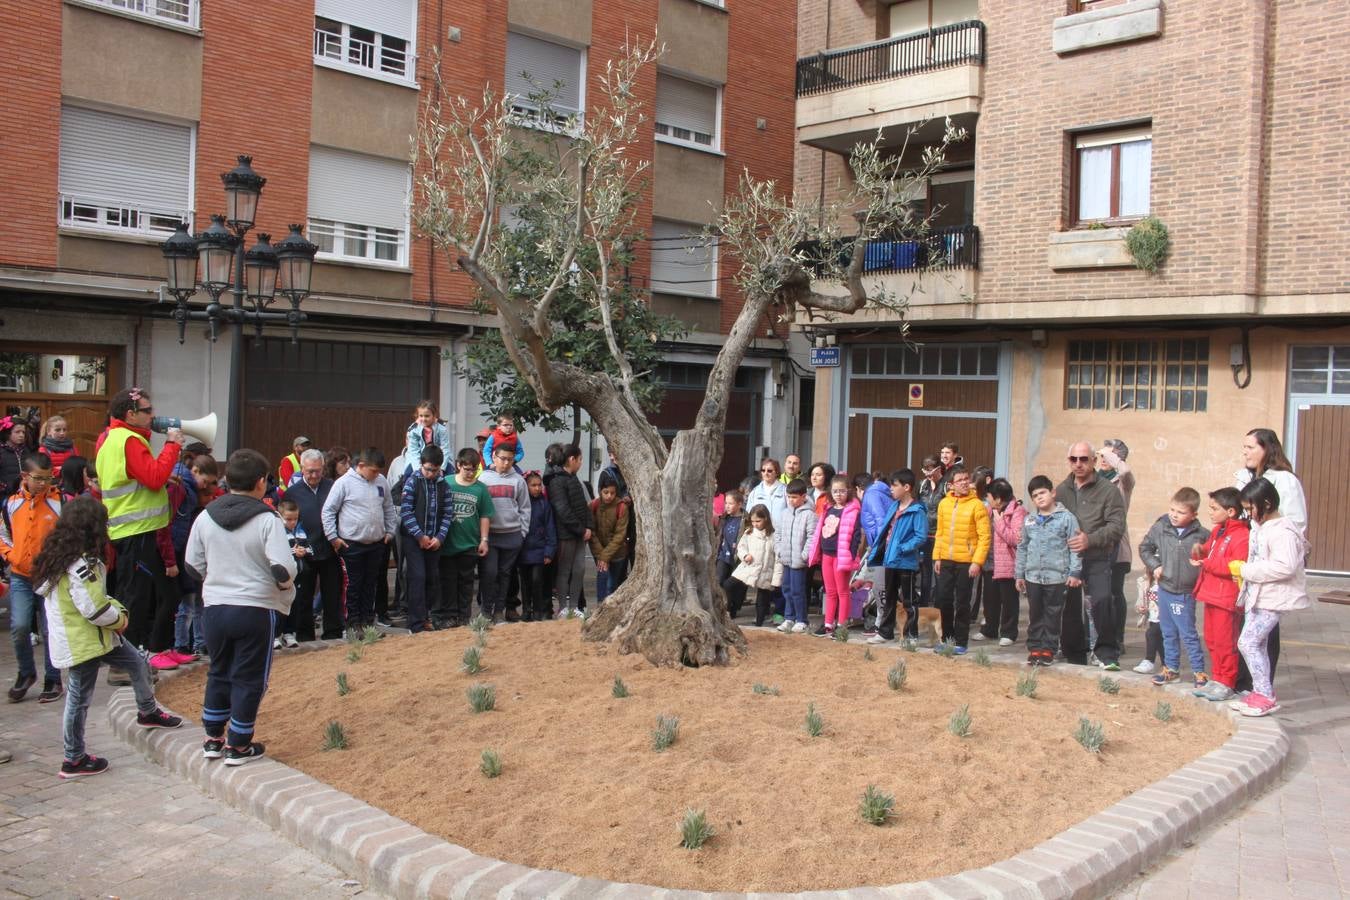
left=0, top=3, right=61, bottom=269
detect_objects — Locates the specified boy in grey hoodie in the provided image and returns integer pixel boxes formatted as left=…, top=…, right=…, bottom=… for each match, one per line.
left=1015, top=475, right=1082, bottom=666
left=185, top=449, right=296, bottom=766
left=321, top=447, right=397, bottom=631
left=477, top=443, right=530, bottom=622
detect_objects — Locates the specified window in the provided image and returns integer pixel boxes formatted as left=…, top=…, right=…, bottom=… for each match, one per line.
left=81, top=0, right=197, bottom=28
left=1289, top=346, right=1350, bottom=396
left=58, top=106, right=193, bottom=238
left=1073, top=126, right=1151, bottom=224
left=650, top=220, right=717, bottom=298
left=307, top=147, right=411, bottom=266
left=1065, top=338, right=1207, bottom=411
left=0, top=352, right=109, bottom=395
left=313, top=0, right=416, bottom=82
left=655, top=73, right=719, bottom=150
left=851, top=343, right=998, bottom=378
left=505, top=32, right=585, bottom=128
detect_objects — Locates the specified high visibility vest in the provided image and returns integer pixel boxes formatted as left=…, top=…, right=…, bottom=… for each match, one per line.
left=96, top=427, right=170, bottom=540
left=279, top=452, right=300, bottom=485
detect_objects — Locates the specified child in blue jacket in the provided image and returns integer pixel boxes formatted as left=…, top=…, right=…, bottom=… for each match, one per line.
left=518, top=471, right=557, bottom=621
left=866, top=470, right=928, bottom=642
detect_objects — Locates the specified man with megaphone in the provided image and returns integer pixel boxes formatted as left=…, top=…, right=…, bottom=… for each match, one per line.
left=95, top=388, right=187, bottom=676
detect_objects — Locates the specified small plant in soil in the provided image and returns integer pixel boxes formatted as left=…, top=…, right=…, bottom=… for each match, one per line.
left=936, top=639, right=957, bottom=659
left=832, top=625, right=850, bottom=643
left=462, top=645, right=484, bottom=675
left=863, top=646, right=875, bottom=661
left=678, top=808, right=714, bottom=850
left=1075, top=717, right=1107, bottom=753
left=751, top=683, right=780, bottom=696
left=469, top=614, right=492, bottom=635
left=467, top=683, right=496, bottom=713
left=804, top=702, right=824, bottom=737
left=1098, top=675, right=1121, bottom=695
left=360, top=626, right=383, bottom=646
left=475, top=629, right=488, bottom=649
left=344, top=630, right=362, bottom=645
left=651, top=714, right=680, bottom=752
left=612, top=676, right=630, bottom=698
left=972, top=648, right=992, bottom=667
left=480, top=749, right=502, bottom=778
left=345, top=646, right=363, bottom=663
left=322, top=720, right=348, bottom=751
left=858, top=784, right=896, bottom=826
left=901, top=638, right=919, bottom=653
left=887, top=658, right=908, bottom=691
left=1016, top=670, right=1039, bottom=698
left=948, top=704, right=972, bottom=738
left=336, top=672, right=350, bottom=697
left=1154, top=701, right=1173, bottom=722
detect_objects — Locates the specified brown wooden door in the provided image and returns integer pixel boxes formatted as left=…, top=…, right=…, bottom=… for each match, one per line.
left=869, top=416, right=910, bottom=477
left=846, top=412, right=869, bottom=477
left=910, top=416, right=997, bottom=472
left=1296, top=404, right=1350, bottom=573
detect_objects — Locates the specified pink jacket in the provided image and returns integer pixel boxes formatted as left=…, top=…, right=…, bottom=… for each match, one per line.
left=806, top=499, right=862, bottom=572
left=991, top=500, right=1027, bottom=580
left=1238, top=517, right=1311, bottom=613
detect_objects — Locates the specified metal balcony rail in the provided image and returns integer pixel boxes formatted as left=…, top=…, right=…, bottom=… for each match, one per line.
left=799, top=225, right=981, bottom=276
left=59, top=193, right=191, bottom=237
left=92, top=0, right=197, bottom=27
left=795, top=20, right=986, bottom=97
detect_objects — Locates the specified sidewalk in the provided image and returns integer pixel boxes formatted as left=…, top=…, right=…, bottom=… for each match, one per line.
left=0, top=643, right=378, bottom=898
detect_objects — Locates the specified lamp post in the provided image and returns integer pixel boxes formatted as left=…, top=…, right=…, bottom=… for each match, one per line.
left=161, top=155, right=318, bottom=454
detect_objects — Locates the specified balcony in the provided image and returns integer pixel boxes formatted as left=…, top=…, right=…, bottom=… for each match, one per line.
left=796, top=21, right=985, bottom=155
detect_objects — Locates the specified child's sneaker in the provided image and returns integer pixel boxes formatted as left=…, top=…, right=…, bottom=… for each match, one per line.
left=1151, top=668, right=1179, bottom=686
left=168, top=650, right=198, bottom=665
left=224, top=742, right=267, bottom=766
left=775, top=620, right=792, bottom=633
left=1238, top=693, right=1280, bottom=717
left=863, top=624, right=878, bottom=637
left=865, top=634, right=889, bottom=645
left=1086, top=651, right=1104, bottom=668
left=137, top=709, right=183, bottom=729
left=998, top=637, right=1014, bottom=647
left=951, top=645, right=968, bottom=656
left=791, top=622, right=808, bottom=634
left=148, top=651, right=180, bottom=671
left=1192, top=672, right=1210, bottom=689
left=38, top=680, right=63, bottom=704
left=203, top=738, right=225, bottom=759
left=1198, top=681, right=1234, bottom=702
left=59, top=754, right=109, bottom=779
left=1026, top=652, right=1039, bottom=665
left=771, top=614, right=785, bottom=626
left=1132, top=659, right=1156, bottom=674
left=812, top=624, right=831, bottom=637
left=283, top=633, right=299, bottom=649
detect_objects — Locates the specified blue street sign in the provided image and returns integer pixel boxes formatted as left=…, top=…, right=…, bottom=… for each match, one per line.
left=810, top=346, right=841, bottom=367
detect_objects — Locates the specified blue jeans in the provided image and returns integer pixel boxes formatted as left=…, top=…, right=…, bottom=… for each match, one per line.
left=782, top=566, right=808, bottom=623
left=596, top=557, right=629, bottom=604
left=65, top=640, right=157, bottom=761
left=174, top=593, right=206, bottom=654
left=1157, top=587, right=1206, bottom=675
left=8, top=574, right=59, bottom=683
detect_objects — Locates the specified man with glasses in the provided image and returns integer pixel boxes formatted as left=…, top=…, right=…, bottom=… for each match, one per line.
left=1056, top=441, right=1127, bottom=670
left=1, top=454, right=64, bottom=702
left=95, top=387, right=183, bottom=676
left=288, top=448, right=346, bottom=639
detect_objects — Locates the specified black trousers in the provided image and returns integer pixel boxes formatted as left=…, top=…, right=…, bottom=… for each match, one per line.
left=201, top=604, right=274, bottom=747
left=1143, top=620, right=1163, bottom=663
left=435, top=551, right=477, bottom=625
left=481, top=535, right=523, bottom=620
left=278, top=564, right=317, bottom=641
left=373, top=540, right=392, bottom=620
left=518, top=563, right=551, bottom=620
left=935, top=562, right=975, bottom=647
left=878, top=567, right=918, bottom=640
left=753, top=587, right=772, bottom=626
left=1062, top=557, right=1119, bottom=665
left=340, top=541, right=384, bottom=627
left=720, top=571, right=747, bottom=617
left=1111, top=561, right=1131, bottom=654
left=113, top=531, right=176, bottom=653
left=301, top=555, right=345, bottom=640
left=400, top=533, right=440, bottom=633
left=981, top=577, right=1020, bottom=641
left=1025, top=582, right=1066, bottom=654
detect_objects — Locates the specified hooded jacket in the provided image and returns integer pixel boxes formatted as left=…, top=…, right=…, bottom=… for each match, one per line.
left=868, top=498, right=927, bottom=571
left=1138, top=514, right=1210, bottom=594
left=1015, top=503, right=1082, bottom=584
left=520, top=493, right=557, bottom=565
left=185, top=493, right=297, bottom=613
left=544, top=462, right=592, bottom=540
left=1055, top=472, right=1126, bottom=561
left=934, top=492, right=991, bottom=566
left=806, top=499, right=863, bottom=572
left=859, top=480, right=894, bottom=547
left=1193, top=518, right=1250, bottom=611
left=991, top=499, right=1028, bottom=580
left=773, top=501, right=818, bottom=569
left=589, top=495, right=630, bottom=563
left=0, top=485, right=62, bottom=578
left=40, top=556, right=128, bottom=669
left=321, top=467, right=398, bottom=544
left=732, top=527, right=779, bottom=589
left=1236, top=516, right=1311, bottom=613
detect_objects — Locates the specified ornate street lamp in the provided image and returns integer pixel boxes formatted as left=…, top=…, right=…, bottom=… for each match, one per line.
left=221, top=155, right=265, bottom=232
left=274, top=224, right=318, bottom=344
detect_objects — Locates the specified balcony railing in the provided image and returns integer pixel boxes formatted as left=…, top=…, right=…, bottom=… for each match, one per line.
left=795, top=21, right=986, bottom=97
left=86, top=0, right=198, bottom=28
left=802, top=225, right=981, bottom=277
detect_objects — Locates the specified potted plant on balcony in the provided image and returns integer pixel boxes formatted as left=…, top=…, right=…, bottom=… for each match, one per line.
left=1125, top=216, right=1170, bottom=274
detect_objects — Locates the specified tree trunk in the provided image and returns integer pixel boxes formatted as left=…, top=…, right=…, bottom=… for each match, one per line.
left=582, top=429, right=747, bottom=667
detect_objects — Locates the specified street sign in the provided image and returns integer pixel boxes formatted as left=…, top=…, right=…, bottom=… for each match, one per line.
left=908, top=383, right=924, bottom=408
left=810, top=346, right=841, bottom=367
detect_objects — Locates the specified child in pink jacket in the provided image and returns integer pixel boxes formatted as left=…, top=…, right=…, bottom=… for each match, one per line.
left=984, top=478, right=1027, bottom=644
left=806, top=475, right=862, bottom=636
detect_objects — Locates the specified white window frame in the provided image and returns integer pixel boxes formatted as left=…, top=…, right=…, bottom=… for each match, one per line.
left=67, top=0, right=200, bottom=32
left=654, top=72, right=722, bottom=154
left=312, top=12, right=417, bottom=87
left=58, top=105, right=196, bottom=242
left=307, top=151, right=412, bottom=269
left=504, top=32, right=587, bottom=136
left=650, top=219, right=718, bottom=299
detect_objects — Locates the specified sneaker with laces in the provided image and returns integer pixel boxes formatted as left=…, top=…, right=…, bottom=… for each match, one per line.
left=59, top=754, right=109, bottom=779
left=137, top=709, right=183, bottom=729
left=1151, top=668, right=1179, bottom=686
left=171, top=650, right=199, bottom=664
left=283, top=633, right=299, bottom=649
left=1132, top=659, right=1156, bottom=674
left=148, top=651, right=180, bottom=671
left=1102, top=661, right=1120, bottom=672
left=952, top=645, right=968, bottom=656
left=1192, top=672, right=1210, bottom=689
left=998, top=637, right=1014, bottom=647
left=791, top=622, right=808, bottom=634
left=38, top=681, right=63, bottom=704
left=812, top=624, right=830, bottom=637
left=1227, top=691, right=1253, bottom=711
left=1238, top=693, right=1280, bottom=717
left=970, top=632, right=987, bottom=641
left=273, top=637, right=283, bottom=650
left=203, top=738, right=225, bottom=759
left=775, top=620, right=792, bottom=633
left=1087, top=651, right=1104, bottom=668
left=862, top=624, right=878, bottom=637
left=224, top=741, right=267, bottom=766
left=772, top=614, right=785, bottom=626
left=865, top=634, right=889, bottom=645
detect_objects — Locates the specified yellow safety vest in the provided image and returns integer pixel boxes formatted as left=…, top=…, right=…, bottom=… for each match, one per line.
left=96, top=427, right=170, bottom=540
left=279, top=452, right=300, bottom=485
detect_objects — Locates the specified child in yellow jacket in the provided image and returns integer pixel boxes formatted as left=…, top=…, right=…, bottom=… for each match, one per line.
left=932, top=465, right=991, bottom=653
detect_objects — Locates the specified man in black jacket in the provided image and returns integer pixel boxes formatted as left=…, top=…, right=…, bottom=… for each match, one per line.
left=1056, top=441, right=1127, bottom=669
left=285, top=449, right=345, bottom=639
left=544, top=443, right=593, bottom=618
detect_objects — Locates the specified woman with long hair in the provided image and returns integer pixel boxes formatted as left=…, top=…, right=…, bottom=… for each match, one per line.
left=58, top=455, right=98, bottom=501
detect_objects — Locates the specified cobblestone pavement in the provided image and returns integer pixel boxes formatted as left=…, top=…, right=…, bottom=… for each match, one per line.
left=0, top=643, right=380, bottom=899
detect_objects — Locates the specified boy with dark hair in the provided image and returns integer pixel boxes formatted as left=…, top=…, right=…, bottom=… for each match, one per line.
left=478, top=443, right=530, bottom=621
left=321, top=447, right=397, bottom=634
left=2, top=453, right=63, bottom=702
left=400, top=445, right=452, bottom=634
left=481, top=413, right=525, bottom=469
left=931, top=464, right=989, bottom=654
left=1189, top=487, right=1248, bottom=701
left=774, top=479, right=818, bottom=633
left=185, top=449, right=297, bottom=765
left=1015, top=475, right=1081, bottom=666
left=865, top=469, right=927, bottom=643
left=1139, top=487, right=1210, bottom=688
left=437, top=447, right=492, bottom=629
left=273, top=496, right=312, bottom=648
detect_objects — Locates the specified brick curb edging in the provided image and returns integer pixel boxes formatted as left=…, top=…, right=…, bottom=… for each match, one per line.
left=108, top=637, right=1289, bottom=899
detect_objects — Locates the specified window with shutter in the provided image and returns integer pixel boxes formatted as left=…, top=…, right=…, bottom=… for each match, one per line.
left=58, top=106, right=193, bottom=237
left=313, top=0, right=417, bottom=83
left=655, top=74, right=719, bottom=150
left=81, top=0, right=198, bottom=29
left=505, top=32, right=585, bottom=129
left=650, top=219, right=717, bottom=298
left=307, top=146, right=411, bottom=266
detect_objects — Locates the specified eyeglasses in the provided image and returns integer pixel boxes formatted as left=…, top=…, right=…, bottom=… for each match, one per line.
left=136, top=405, right=153, bottom=414
left=1067, top=455, right=1092, bottom=463
left=421, top=465, right=443, bottom=474
left=26, top=475, right=53, bottom=484
left=761, top=468, right=777, bottom=473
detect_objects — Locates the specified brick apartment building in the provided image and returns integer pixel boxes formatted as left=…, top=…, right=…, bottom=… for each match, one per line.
left=794, top=0, right=1350, bottom=572
left=0, top=0, right=802, bottom=491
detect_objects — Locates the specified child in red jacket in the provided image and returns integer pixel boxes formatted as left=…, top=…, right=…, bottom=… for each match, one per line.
left=1189, top=486, right=1249, bottom=702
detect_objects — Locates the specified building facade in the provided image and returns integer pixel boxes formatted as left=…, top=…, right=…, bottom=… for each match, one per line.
left=795, top=0, right=1350, bottom=572
left=1, top=0, right=803, bottom=491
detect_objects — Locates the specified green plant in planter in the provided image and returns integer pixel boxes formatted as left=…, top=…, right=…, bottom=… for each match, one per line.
left=1125, top=216, right=1170, bottom=273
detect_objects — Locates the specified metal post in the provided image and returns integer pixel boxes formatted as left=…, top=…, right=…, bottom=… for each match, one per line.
left=227, top=238, right=246, bottom=454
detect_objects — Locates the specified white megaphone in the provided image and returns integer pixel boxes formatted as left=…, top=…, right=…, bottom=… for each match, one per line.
left=151, top=413, right=218, bottom=449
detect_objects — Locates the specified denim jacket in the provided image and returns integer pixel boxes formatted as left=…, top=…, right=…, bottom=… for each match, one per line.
left=1015, top=503, right=1082, bottom=584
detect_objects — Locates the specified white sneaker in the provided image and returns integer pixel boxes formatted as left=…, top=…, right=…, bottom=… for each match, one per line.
left=273, top=637, right=283, bottom=650
left=1132, top=659, right=1156, bottom=674
left=283, top=633, right=299, bottom=649
left=998, top=637, right=1013, bottom=647
left=865, top=634, right=888, bottom=645
left=776, top=621, right=793, bottom=633
left=556, top=608, right=571, bottom=620
left=970, top=632, right=987, bottom=641
left=791, top=622, right=808, bottom=633
left=1087, top=652, right=1104, bottom=668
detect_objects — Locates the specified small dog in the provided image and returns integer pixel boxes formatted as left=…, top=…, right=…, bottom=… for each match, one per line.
left=901, top=607, right=944, bottom=645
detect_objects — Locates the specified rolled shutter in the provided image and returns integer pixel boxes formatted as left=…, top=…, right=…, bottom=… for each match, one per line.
left=315, top=0, right=415, bottom=40
left=656, top=74, right=717, bottom=143
left=650, top=220, right=716, bottom=297
left=506, top=32, right=583, bottom=112
left=308, top=146, right=409, bottom=232
left=59, top=106, right=192, bottom=212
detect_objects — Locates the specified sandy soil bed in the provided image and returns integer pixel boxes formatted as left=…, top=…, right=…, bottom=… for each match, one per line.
left=158, top=623, right=1231, bottom=893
